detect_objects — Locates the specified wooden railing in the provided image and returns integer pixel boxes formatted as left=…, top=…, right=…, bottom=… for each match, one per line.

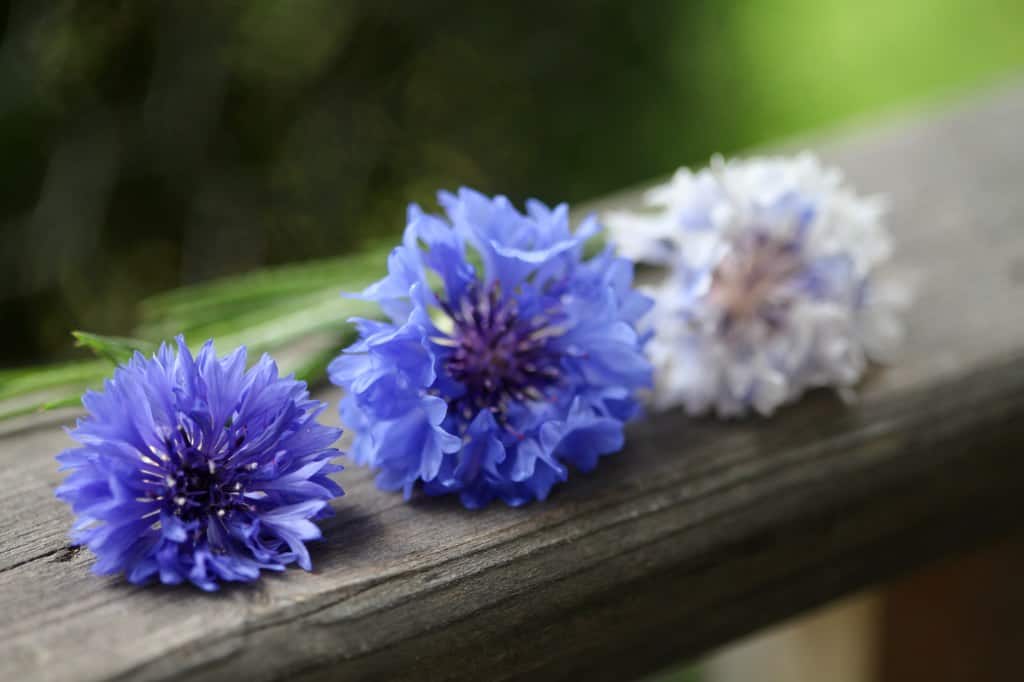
left=3, top=81, right=1024, bottom=682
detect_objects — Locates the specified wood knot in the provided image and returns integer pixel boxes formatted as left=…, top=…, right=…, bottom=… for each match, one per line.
left=52, top=544, right=83, bottom=563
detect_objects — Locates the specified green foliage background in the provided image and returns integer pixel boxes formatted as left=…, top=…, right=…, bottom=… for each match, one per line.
left=0, top=0, right=1022, bottom=399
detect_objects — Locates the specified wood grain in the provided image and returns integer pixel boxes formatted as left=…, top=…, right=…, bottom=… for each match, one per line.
left=3, top=81, right=1024, bottom=682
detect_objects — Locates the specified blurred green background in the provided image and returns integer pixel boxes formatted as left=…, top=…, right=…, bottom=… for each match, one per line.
left=2, top=0, right=1022, bottom=366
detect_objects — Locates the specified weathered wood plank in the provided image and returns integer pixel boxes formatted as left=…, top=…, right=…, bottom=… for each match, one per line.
left=3, top=81, right=1024, bottom=682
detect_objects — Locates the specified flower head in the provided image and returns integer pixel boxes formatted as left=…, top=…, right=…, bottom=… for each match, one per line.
left=329, top=188, right=652, bottom=508
left=607, top=153, right=911, bottom=417
left=56, top=338, right=343, bottom=590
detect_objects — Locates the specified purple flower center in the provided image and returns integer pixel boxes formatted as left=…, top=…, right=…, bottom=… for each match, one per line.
left=144, top=423, right=253, bottom=525
left=438, top=281, right=563, bottom=422
left=709, top=233, right=802, bottom=333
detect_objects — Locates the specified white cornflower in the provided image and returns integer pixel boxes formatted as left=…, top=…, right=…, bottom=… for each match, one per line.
left=607, top=153, right=912, bottom=417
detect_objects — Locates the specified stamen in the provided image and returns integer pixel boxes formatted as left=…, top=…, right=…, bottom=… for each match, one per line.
left=440, top=280, right=566, bottom=431
left=708, top=233, right=802, bottom=333
left=430, top=336, right=460, bottom=347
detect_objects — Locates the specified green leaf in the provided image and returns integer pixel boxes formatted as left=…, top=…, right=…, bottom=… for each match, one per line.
left=199, top=291, right=377, bottom=354
left=0, top=244, right=392, bottom=422
left=0, top=332, right=154, bottom=412
left=72, top=331, right=158, bottom=365
left=0, top=402, right=48, bottom=421
left=140, top=287, right=330, bottom=343
left=140, top=243, right=390, bottom=321
left=41, top=394, right=85, bottom=411
left=0, top=393, right=83, bottom=421
left=0, top=359, right=110, bottom=402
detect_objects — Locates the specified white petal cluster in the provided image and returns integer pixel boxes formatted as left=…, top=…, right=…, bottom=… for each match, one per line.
left=607, top=153, right=912, bottom=417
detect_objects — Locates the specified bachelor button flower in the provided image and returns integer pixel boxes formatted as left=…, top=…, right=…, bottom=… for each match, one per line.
left=56, top=338, right=343, bottom=590
left=329, top=188, right=652, bottom=508
left=606, top=153, right=912, bottom=417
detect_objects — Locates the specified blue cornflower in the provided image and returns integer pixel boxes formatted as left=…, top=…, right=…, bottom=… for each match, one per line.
left=56, top=338, right=343, bottom=590
left=329, top=188, right=652, bottom=508
left=606, top=154, right=912, bottom=416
